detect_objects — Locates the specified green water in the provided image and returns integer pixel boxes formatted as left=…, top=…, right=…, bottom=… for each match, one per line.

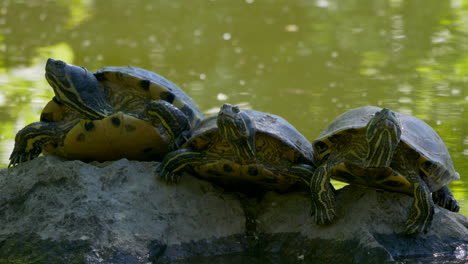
left=0, top=0, right=467, bottom=217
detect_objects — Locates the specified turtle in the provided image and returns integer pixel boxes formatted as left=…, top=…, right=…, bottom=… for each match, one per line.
left=157, top=103, right=316, bottom=192
left=9, top=58, right=203, bottom=167
left=310, top=106, right=460, bottom=235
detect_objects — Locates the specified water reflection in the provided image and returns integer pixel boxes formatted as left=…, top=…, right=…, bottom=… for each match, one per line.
left=0, top=0, right=467, bottom=216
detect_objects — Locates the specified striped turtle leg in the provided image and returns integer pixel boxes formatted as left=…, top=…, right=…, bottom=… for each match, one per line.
left=144, top=100, right=191, bottom=150
left=285, top=163, right=315, bottom=185
left=432, top=186, right=460, bottom=212
left=405, top=175, right=434, bottom=235
left=157, top=148, right=202, bottom=183
left=9, top=121, right=70, bottom=168
left=310, top=163, right=337, bottom=225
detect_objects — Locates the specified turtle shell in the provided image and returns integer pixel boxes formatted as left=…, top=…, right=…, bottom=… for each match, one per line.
left=94, top=66, right=203, bottom=127
left=40, top=101, right=170, bottom=161
left=40, top=97, right=78, bottom=123
left=185, top=109, right=315, bottom=164
left=314, top=106, right=459, bottom=189
left=40, top=65, right=202, bottom=162
left=10, top=60, right=200, bottom=167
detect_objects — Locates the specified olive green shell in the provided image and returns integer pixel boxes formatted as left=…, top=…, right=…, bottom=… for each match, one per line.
left=314, top=106, right=459, bottom=190
left=185, top=109, right=315, bottom=164
left=94, top=66, right=203, bottom=127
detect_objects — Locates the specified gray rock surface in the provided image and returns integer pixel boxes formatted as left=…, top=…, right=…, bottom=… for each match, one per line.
left=0, top=156, right=466, bottom=263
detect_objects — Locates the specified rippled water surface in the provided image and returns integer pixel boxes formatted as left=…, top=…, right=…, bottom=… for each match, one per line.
left=0, top=0, right=467, bottom=219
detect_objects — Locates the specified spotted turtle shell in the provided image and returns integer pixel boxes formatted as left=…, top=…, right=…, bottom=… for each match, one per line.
left=94, top=66, right=204, bottom=127
left=38, top=65, right=204, bottom=162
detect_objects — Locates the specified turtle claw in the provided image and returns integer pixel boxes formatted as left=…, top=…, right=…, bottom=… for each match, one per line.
left=9, top=131, right=43, bottom=168
left=434, top=195, right=460, bottom=212
left=8, top=153, right=20, bottom=168
left=156, top=164, right=181, bottom=184
left=8, top=161, right=18, bottom=168
left=163, top=173, right=181, bottom=184
left=432, top=187, right=460, bottom=212
left=445, top=199, right=460, bottom=213
left=8, top=151, right=38, bottom=168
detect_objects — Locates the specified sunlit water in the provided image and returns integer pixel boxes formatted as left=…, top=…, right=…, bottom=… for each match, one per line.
left=0, top=0, right=467, bottom=231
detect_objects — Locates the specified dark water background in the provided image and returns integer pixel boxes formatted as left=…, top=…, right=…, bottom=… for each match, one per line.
left=0, top=0, right=467, bottom=216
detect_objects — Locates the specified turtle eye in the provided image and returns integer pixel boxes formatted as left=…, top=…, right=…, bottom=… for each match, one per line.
left=232, top=106, right=240, bottom=114
left=55, top=60, right=65, bottom=68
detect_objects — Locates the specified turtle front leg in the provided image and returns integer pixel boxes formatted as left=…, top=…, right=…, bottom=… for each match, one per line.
left=405, top=176, right=434, bottom=235
left=157, top=148, right=202, bottom=183
left=286, top=163, right=316, bottom=185
left=9, top=121, right=61, bottom=167
left=310, top=163, right=337, bottom=225
left=144, top=100, right=191, bottom=150
left=432, top=186, right=460, bottom=212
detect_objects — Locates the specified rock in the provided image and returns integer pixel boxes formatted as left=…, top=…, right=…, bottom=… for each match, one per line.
left=257, top=187, right=468, bottom=263
left=0, top=156, right=466, bottom=263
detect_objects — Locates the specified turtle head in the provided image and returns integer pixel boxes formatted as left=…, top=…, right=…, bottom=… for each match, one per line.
left=45, top=58, right=113, bottom=119
left=217, top=104, right=256, bottom=161
left=365, top=108, right=401, bottom=167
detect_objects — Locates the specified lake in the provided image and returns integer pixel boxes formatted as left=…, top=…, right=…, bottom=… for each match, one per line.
left=0, top=0, right=466, bottom=217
